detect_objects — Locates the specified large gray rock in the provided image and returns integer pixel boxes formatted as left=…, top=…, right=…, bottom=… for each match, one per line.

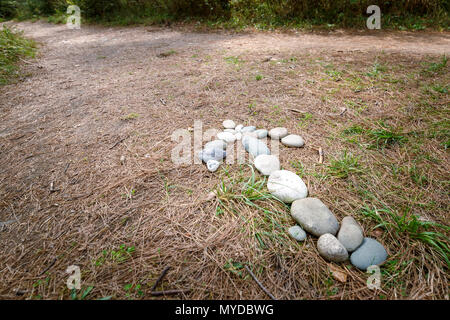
left=288, top=225, right=307, bottom=241
left=350, top=238, right=388, bottom=270
left=281, top=134, right=305, bottom=147
left=254, top=154, right=280, bottom=176
left=269, top=127, right=288, bottom=140
left=242, top=135, right=270, bottom=157
left=337, top=216, right=364, bottom=252
left=198, top=148, right=226, bottom=163
left=317, top=233, right=349, bottom=262
left=267, top=170, right=308, bottom=203
left=291, top=198, right=339, bottom=237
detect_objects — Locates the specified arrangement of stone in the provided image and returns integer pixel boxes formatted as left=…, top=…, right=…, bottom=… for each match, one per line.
left=197, top=120, right=305, bottom=174
left=198, top=120, right=388, bottom=272
left=290, top=198, right=387, bottom=270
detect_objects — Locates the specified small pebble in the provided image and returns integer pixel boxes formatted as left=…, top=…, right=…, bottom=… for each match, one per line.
left=269, top=127, right=288, bottom=140
left=223, top=120, right=236, bottom=129
left=267, top=170, right=307, bottom=203
left=254, top=154, right=280, bottom=176
left=337, top=216, right=364, bottom=252
left=198, top=148, right=226, bottom=163
left=281, top=134, right=305, bottom=147
left=207, top=160, right=220, bottom=172
left=288, top=225, right=307, bottom=241
left=217, top=132, right=236, bottom=143
left=254, top=129, right=268, bottom=139
left=242, top=136, right=270, bottom=157
left=350, top=238, right=388, bottom=271
left=235, top=124, right=243, bottom=132
left=205, top=140, right=227, bottom=150
left=241, top=126, right=256, bottom=133
left=317, top=233, right=349, bottom=262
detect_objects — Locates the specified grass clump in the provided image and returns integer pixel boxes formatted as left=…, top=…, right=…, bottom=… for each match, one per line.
left=327, top=151, right=365, bottom=179
left=361, top=205, right=450, bottom=267
left=0, top=25, right=36, bottom=84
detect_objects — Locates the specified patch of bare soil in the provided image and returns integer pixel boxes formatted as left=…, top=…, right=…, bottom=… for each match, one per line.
left=0, top=21, right=448, bottom=300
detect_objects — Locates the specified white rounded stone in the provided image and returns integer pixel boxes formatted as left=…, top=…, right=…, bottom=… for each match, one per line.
left=235, top=124, right=244, bottom=132
left=281, top=134, right=305, bottom=147
left=254, top=155, right=280, bottom=176
left=204, top=140, right=227, bottom=150
left=207, top=160, right=220, bottom=172
left=217, top=131, right=236, bottom=143
left=267, top=170, right=308, bottom=203
left=223, top=120, right=236, bottom=129
left=317, top=233, right=349, bottom=262
left=269, top=127, right=288, bottom=140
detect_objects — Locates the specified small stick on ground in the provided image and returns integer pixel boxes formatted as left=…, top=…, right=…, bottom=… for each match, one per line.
left=151, top=266, right=171, bottom=292
left=109, top=136, right=127, bottom=150
left=288, top=108, right=308, bottom=114
left=245, top=265, right=277, bottom=300
left=318, top=147, right=324, bottom=164
left=39, top=258, right=56, bottom=276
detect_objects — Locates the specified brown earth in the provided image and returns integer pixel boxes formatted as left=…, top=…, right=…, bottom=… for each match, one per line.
left=0, top=21, right=449, bottom=300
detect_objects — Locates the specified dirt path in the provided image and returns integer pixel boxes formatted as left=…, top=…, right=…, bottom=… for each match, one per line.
left=0, top=22, right=448, bottom=300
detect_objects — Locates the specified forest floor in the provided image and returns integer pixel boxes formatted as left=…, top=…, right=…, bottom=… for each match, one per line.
left=0, top=21, right=449, bottom=300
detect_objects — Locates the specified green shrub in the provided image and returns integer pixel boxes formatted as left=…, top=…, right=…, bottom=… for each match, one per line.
left=0, top=25, right=36, bottom=84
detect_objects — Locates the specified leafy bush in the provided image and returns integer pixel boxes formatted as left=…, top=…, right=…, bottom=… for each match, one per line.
left=0, top=25, right=36, bottom=84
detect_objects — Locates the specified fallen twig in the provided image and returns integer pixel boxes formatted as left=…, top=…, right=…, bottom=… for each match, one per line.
left=245, top=265, right=277, bottom=300
left=151, top=266, right=171, bottom=292
left=39, top=258, right=56, bottom=276
left=109, top=136, right=127, bottom=150
left=318, top=147, right=324, bottom=164
left=288, top=108, right=308, bottom=114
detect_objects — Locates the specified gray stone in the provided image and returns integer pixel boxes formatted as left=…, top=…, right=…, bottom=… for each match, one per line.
left=291, top=198, right=339, bottom=237
left=281, top=134, right=305, bottom=147
left=317, top=233, right=349, bottom=262
left=337, top=216, right=364, bottom=252
left=207, top=160, right=220, bottom=172
left=254, top=154, right=280, bottom=176
left=217, top=131, right=236, bottom=143
left=350, top=238, right=388, bottom=271
left=267, top=170, right=308, bottom=203
left=288, top=225, right=307, bottom=241
left=269, top=127, right=288, bottom=140
left=204, top=140, right=227, bottom=150
left=223, top=120, right=236, bottom=129
left=242, top=135, right=270, bottom=157
left=198, top=148, right=226, bottom=163
left=241, top=126, right=256, bottom=133
left=254, top=129, right=268, bottom=139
